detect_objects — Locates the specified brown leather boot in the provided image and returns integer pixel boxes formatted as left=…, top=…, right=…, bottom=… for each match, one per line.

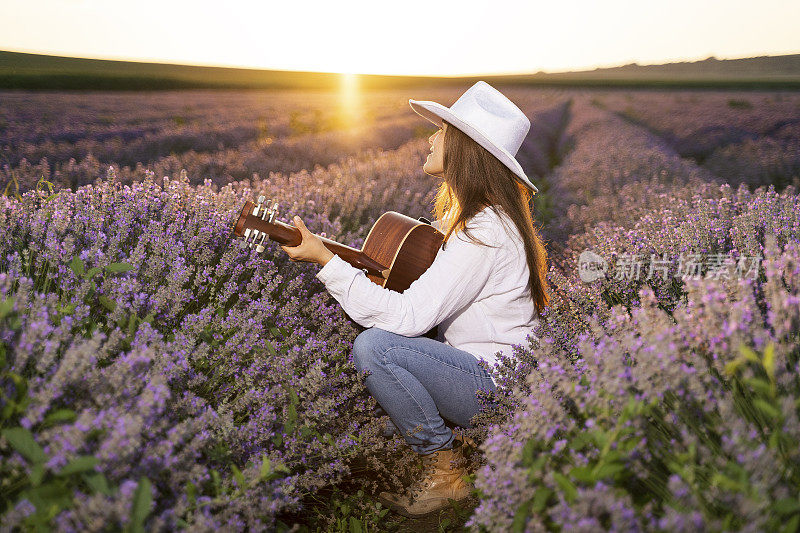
left=453, top=428, right=478, bottom=450
left=378, top=440, right=473, bottom=518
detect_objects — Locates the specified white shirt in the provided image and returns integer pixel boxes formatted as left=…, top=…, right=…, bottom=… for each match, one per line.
left=314, top=205, right=540, bottom=387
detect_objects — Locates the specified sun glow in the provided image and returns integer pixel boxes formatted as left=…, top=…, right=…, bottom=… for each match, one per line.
left=338, top=73, right=363, bottom=128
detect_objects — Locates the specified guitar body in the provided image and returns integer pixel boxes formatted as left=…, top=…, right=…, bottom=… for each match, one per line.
left=360, top=212, right=444, bottom=340
left=361, top=211, right=445, bottom=292
left=233, top=200, right=446, bottom=339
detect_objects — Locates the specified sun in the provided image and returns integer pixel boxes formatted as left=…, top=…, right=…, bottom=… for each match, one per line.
left=338, top=72, right=363, bottom=127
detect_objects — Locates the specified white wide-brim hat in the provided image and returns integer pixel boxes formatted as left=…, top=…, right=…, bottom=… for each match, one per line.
left=409, top=80, right=538, bottom=193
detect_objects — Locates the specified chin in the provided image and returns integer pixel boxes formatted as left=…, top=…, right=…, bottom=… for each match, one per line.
left=423, top=163, right=442, bottom=177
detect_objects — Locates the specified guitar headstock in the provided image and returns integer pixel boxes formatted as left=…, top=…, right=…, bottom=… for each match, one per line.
left=233, top=195, right=282, bottom=253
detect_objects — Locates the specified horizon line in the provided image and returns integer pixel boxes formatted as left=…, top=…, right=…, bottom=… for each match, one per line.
left=3, top=46, right=797, bottom=78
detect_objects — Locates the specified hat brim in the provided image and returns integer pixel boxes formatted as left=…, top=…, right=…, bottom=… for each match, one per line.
left=408, top=98, right=539, bottom=193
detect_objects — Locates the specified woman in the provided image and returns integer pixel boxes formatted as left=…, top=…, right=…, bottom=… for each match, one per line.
left=279, top=81, right=550, bottom=517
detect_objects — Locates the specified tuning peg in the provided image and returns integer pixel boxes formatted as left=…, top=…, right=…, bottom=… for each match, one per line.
left=248, top=230, right=261, bottom=249
left=255, top=233, right=267, bottom=253
left=268, top=200, right=279, bottom=223
left=254, top=195, right=271, bottom=217
left=262, top=199, right=277, bottom=222
left=240, top=228, right=252, bottom=249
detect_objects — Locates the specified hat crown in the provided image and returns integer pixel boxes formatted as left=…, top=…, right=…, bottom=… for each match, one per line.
left=407, top=80, right=539, bottom=191
left=450, top=81, right=530, bottom=156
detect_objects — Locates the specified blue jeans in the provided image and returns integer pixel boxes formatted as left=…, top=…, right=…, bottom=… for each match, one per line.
left=352, top=327, right=498, bottom=455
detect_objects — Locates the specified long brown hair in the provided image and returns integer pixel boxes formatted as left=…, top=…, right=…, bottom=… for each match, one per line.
left=432, top=120, right=550, bottom=319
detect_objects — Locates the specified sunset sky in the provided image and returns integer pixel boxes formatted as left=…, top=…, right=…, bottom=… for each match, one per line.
left=2, top=0, right=799, bottom=76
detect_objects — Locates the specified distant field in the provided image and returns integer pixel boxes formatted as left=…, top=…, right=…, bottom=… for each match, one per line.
left=2, top=50, right=800, bottom=90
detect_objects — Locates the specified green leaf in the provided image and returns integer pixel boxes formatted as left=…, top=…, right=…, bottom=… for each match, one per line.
left=259, top=454, right=271, bottom=480
left=285, top=401, right=297, bottom=434
left=594, top=461, right=627, bottom=480
left=784, top=513, right=800, bottom=533
left=569, top=465, right=596, bottom=483
left=85, top=267, right=102, bottom=279
left=531, top=487, right=552, bottom=513
left=521, top=439, right=537, bottom=466
left=725, top=358, right=744, bottom=376
left=753, top=398, right=782, bottom=420
left=30, top=463, right=45, bottom=486
left=739, top=344, right=760, bottom=364
left=262, top=461, right=291, bottom=482
left=128, top=476, right=153, bottom=533
left=57, top=456, right=99, bottom=476
left=553, top=472, right=577, bottom=502
left=98, top=295, right=117, bottom=312
left=58, top=302, right=77, bottom=316
left=265, top=341, right=277, bottom=356
left=526, top=456, right=548, bottom=483
left=511, top=498, right=533, bottom=532
left=2, top=427, right=47, bottom=463
left=764, top=342, right=776, bottom=383
left=0, top=296, right=15, bottom=318
left=83, top=471, right=112, bottom=495
left=211, top=469, right=222, bottom=496
left=710, top=472, right=744, bottom=492
left=589, top=429, right=608, bottom=449
left=186, top=481, right=197, bottom=506
left=744, top=376, right=773, bottom=397
left=105, top=262, right=134, bottom=274
left=773, top=497, right=800, bottom=516
left=231, top=464, right=246, bottom=489
left=568, top=432, right=591, bottom=452
left=349, top=516, right=363, bottom=533
left=128, top=314, right=140, bottom=337
left=42, top=409, right=77, bottom=428
left=69, top=257, right=85, bottom=276
left=20, top=481, right=73, bottom=516
left=622, top=395, right=642, bottom=418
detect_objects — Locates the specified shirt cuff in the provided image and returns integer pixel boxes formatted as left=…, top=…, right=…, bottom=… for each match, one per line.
left=315, top=253, right=351, bottom=284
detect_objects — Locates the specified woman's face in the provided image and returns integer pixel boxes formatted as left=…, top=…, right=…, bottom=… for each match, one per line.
left=423, top=122, right=446, bottom=178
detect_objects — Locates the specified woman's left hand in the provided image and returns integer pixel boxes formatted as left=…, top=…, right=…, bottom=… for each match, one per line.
left=280, top=216, right=335, bottom=266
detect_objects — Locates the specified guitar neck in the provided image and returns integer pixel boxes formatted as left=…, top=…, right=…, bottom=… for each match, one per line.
left=233, top=202, right=390, bottom=278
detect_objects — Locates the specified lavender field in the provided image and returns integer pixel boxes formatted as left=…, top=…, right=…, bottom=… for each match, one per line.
left=1, top=87, right=799, bottom=532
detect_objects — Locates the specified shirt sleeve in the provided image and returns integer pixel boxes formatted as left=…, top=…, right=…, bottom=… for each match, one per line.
left=315, top=216, right=499, bottom=337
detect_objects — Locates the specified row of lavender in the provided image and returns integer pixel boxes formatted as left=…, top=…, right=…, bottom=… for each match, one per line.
left=0, top=87, right=571, bottom=531
left=0, top=88, right=455, bottom=193
left=468, top=93, right=800, bottom=531
left=592, top=90, right=800, bottom=193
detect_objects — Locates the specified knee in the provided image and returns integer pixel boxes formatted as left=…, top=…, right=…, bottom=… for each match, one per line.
left=352, top=327, right=389, bottom=372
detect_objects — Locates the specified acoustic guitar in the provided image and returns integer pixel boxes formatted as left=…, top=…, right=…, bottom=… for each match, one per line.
left=232, top=196, right=445, bottom=339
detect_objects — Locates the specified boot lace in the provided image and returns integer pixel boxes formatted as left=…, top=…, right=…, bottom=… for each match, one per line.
left=407, top=453, right=439, bottom=500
